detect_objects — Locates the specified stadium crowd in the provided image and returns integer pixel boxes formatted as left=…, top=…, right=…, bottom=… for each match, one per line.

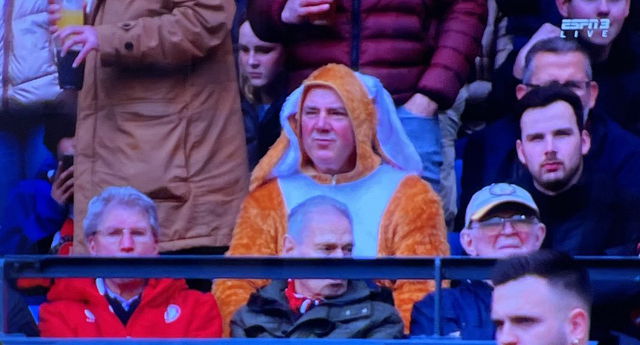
left=0, top=0, right=639, bottom=343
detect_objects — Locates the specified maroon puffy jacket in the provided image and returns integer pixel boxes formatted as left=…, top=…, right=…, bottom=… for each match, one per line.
left=249, top=0, right=487, bottom=108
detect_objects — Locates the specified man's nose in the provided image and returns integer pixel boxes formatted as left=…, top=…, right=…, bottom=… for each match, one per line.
left=597, top=0, right=611, bottom=15
left=119, top=231, right=135, bottom=253
left=544, top=137, right=557, bottom=154
left=501, top=220, right=517, bottom=235
left=315, top=112, right=331, bottom=129
left=496, top=326, right=518, bottom=345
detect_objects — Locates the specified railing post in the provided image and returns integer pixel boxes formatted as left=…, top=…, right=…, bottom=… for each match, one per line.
left=0, top=257, right=6, bottom=335
left=433, top=256, right=442, bottom=337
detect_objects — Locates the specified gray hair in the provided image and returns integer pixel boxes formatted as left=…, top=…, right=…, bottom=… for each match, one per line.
left=83, top=186, right=159, bottom=239
left=522, top=37, right=592, bottom=84
left=287, top=195, right=353, bottom=243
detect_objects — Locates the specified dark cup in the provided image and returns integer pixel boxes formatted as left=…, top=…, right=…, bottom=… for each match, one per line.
left=57, top=49, right=84, bottom=90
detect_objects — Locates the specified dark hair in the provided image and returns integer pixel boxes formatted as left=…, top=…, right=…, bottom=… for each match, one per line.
left=515, top=84, right=584, bottom=138
left=523, top=37, right=592, bottom=84
left=491, top=250, right=592, bottom=310
left=43, top=91, right=77, bottom=155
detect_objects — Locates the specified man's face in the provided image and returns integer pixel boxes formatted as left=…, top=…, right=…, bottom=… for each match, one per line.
left=518, top=52, right=599, bottom=117
left=89, top=204, right=158, bottom=257
left=284, top=209, right=354, bottom=299
left=238, top=21, right=284, bottom=88
left=516, top=101, right=591, bottom=194
left=301, top=87, right=356, bottom=175
left=461, top=210, right=545, bottom=258
left=557, top=0, right=630, bottom=46
left=492, top=275, right=572, bottom=345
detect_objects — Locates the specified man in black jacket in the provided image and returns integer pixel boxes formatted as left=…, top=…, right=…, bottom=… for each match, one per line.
left=231, top=195, right=404, bottom=339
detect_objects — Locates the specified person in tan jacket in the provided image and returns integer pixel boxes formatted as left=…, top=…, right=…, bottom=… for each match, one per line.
left=48, top=0, right=248, bottom=254
left=214, top=63, right=449, bottom=334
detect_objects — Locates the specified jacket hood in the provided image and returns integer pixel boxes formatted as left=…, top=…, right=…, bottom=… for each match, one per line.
left=250, top=64, right=421, bottom=190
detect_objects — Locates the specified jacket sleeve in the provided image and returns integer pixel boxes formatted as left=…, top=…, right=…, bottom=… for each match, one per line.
left=212, top=181, right=287, bottom=337
left=38, top=302, right=77, bottom=337
left=247, top=0, right=289, bottom=43
left=379, top=175, right=449, bottom=333
left=418, top=0, right=488, bottom=109
left=95, top=0, right=234, bottom=67
left=186, top=292, right=223, bottom=338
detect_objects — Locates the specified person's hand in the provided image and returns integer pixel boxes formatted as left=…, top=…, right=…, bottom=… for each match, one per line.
left=281, top=0, right=335, bottom=25
left=513, top=23, right=561, bottom=80
left=47, top=0, right=62, bottom=34
left=50, top=162, right=74, bottom=206
left=54, top=25, right=99, bottom=67
left=402, top=93, right=439, bottom=118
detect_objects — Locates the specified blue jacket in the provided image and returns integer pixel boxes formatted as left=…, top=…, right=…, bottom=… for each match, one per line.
left=410, top=280, right=494, bottom=340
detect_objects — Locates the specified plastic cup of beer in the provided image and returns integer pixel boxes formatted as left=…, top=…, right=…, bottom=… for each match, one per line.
left=56, top=0, right=85, bottom=90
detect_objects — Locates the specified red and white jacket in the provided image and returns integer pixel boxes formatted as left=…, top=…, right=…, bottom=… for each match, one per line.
left=39, top=278, right=222, bottom=338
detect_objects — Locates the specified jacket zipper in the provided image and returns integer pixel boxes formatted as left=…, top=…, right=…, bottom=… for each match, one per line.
left=350, top=0, right=361, bottom=71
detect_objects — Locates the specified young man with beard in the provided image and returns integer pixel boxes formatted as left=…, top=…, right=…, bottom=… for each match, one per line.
left=514, top=85, right=637, bottom=255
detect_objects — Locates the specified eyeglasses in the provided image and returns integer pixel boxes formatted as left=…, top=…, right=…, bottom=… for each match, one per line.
left=94, top=228, right=154, bottom=243
left=524, top=80, right=591, bottom=93
left=473, top=215, right=539, bottom=235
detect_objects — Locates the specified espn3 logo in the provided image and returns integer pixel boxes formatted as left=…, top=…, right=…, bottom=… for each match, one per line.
left=560, top=19, right=610, bottom=38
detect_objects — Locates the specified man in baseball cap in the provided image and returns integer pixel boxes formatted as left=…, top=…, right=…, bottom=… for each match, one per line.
left=411, top=183, right=546, bottom=339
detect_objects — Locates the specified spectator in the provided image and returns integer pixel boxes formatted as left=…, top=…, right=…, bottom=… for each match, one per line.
left=248, top=0, right=488, bottom=218
left=0, top=0, right=60, bottom=225
left=7, top=285, right=39, bottom=336
left=231, top=195, right=404, bottom=339
left=492, top=0, right=640, bottom=135
left=238, top=20, right=287, bottom=169
left=513, top=85, right=638, bottom=255
left=214, top=64, right=448, bottom=334
left=39, top=186, right=222, bottom=337
left=48, top=0, right=249, bottom=255
left=411, top=183, right=545, bottom=339
left=460, top=37, right=640, bottom=233
left=491, top=250, right=591, bottom=345
left=0, top=91, right=77, bottom=255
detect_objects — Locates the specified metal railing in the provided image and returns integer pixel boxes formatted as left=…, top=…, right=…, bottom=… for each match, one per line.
left=1, top=255, right=639, bottom=344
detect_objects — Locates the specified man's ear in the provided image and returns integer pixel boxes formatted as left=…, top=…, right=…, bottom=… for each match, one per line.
left=588, top=81, right=599, bottom=110
left=283, top=235, right=296, bottom=256
left=88, top=236, right=97, bottom=255
left=556, top=0, right=570, bottom=17
left=533, top=223, right=547, bottom=249
left=580, top=130, right=591, bottom=156
left=460, top=229, right=478, bottom=256
left=516, top=84, right=528, bottom=100
left=567, top=307, right=590, bottom=345
left=516, top=139, right=527, bottom=165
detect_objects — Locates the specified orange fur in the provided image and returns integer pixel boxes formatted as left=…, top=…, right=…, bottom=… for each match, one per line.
left=215, top=64, right=449, bottom=336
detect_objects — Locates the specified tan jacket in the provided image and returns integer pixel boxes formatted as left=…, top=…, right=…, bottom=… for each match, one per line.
left=73, top=0, right=248, bottom=252
left=214, top=64, right=449, bottom=335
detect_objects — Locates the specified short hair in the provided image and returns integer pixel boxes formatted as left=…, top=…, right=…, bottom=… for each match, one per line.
left=492, top=250, right=592, bottom=311
left=523, top=37, right=592, bottom=84
left=287, top=195, right=353, bottom=243
left=83, top=186, right=159, bottom=239
left=515, top=84, right=585, bottom=138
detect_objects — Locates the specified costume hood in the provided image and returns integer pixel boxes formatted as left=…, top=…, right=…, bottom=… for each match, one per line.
left=251, top=64, right=421, bottom=190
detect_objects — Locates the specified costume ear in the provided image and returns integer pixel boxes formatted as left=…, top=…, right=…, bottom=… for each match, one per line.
left=460, top=229, right=478, bottom=256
